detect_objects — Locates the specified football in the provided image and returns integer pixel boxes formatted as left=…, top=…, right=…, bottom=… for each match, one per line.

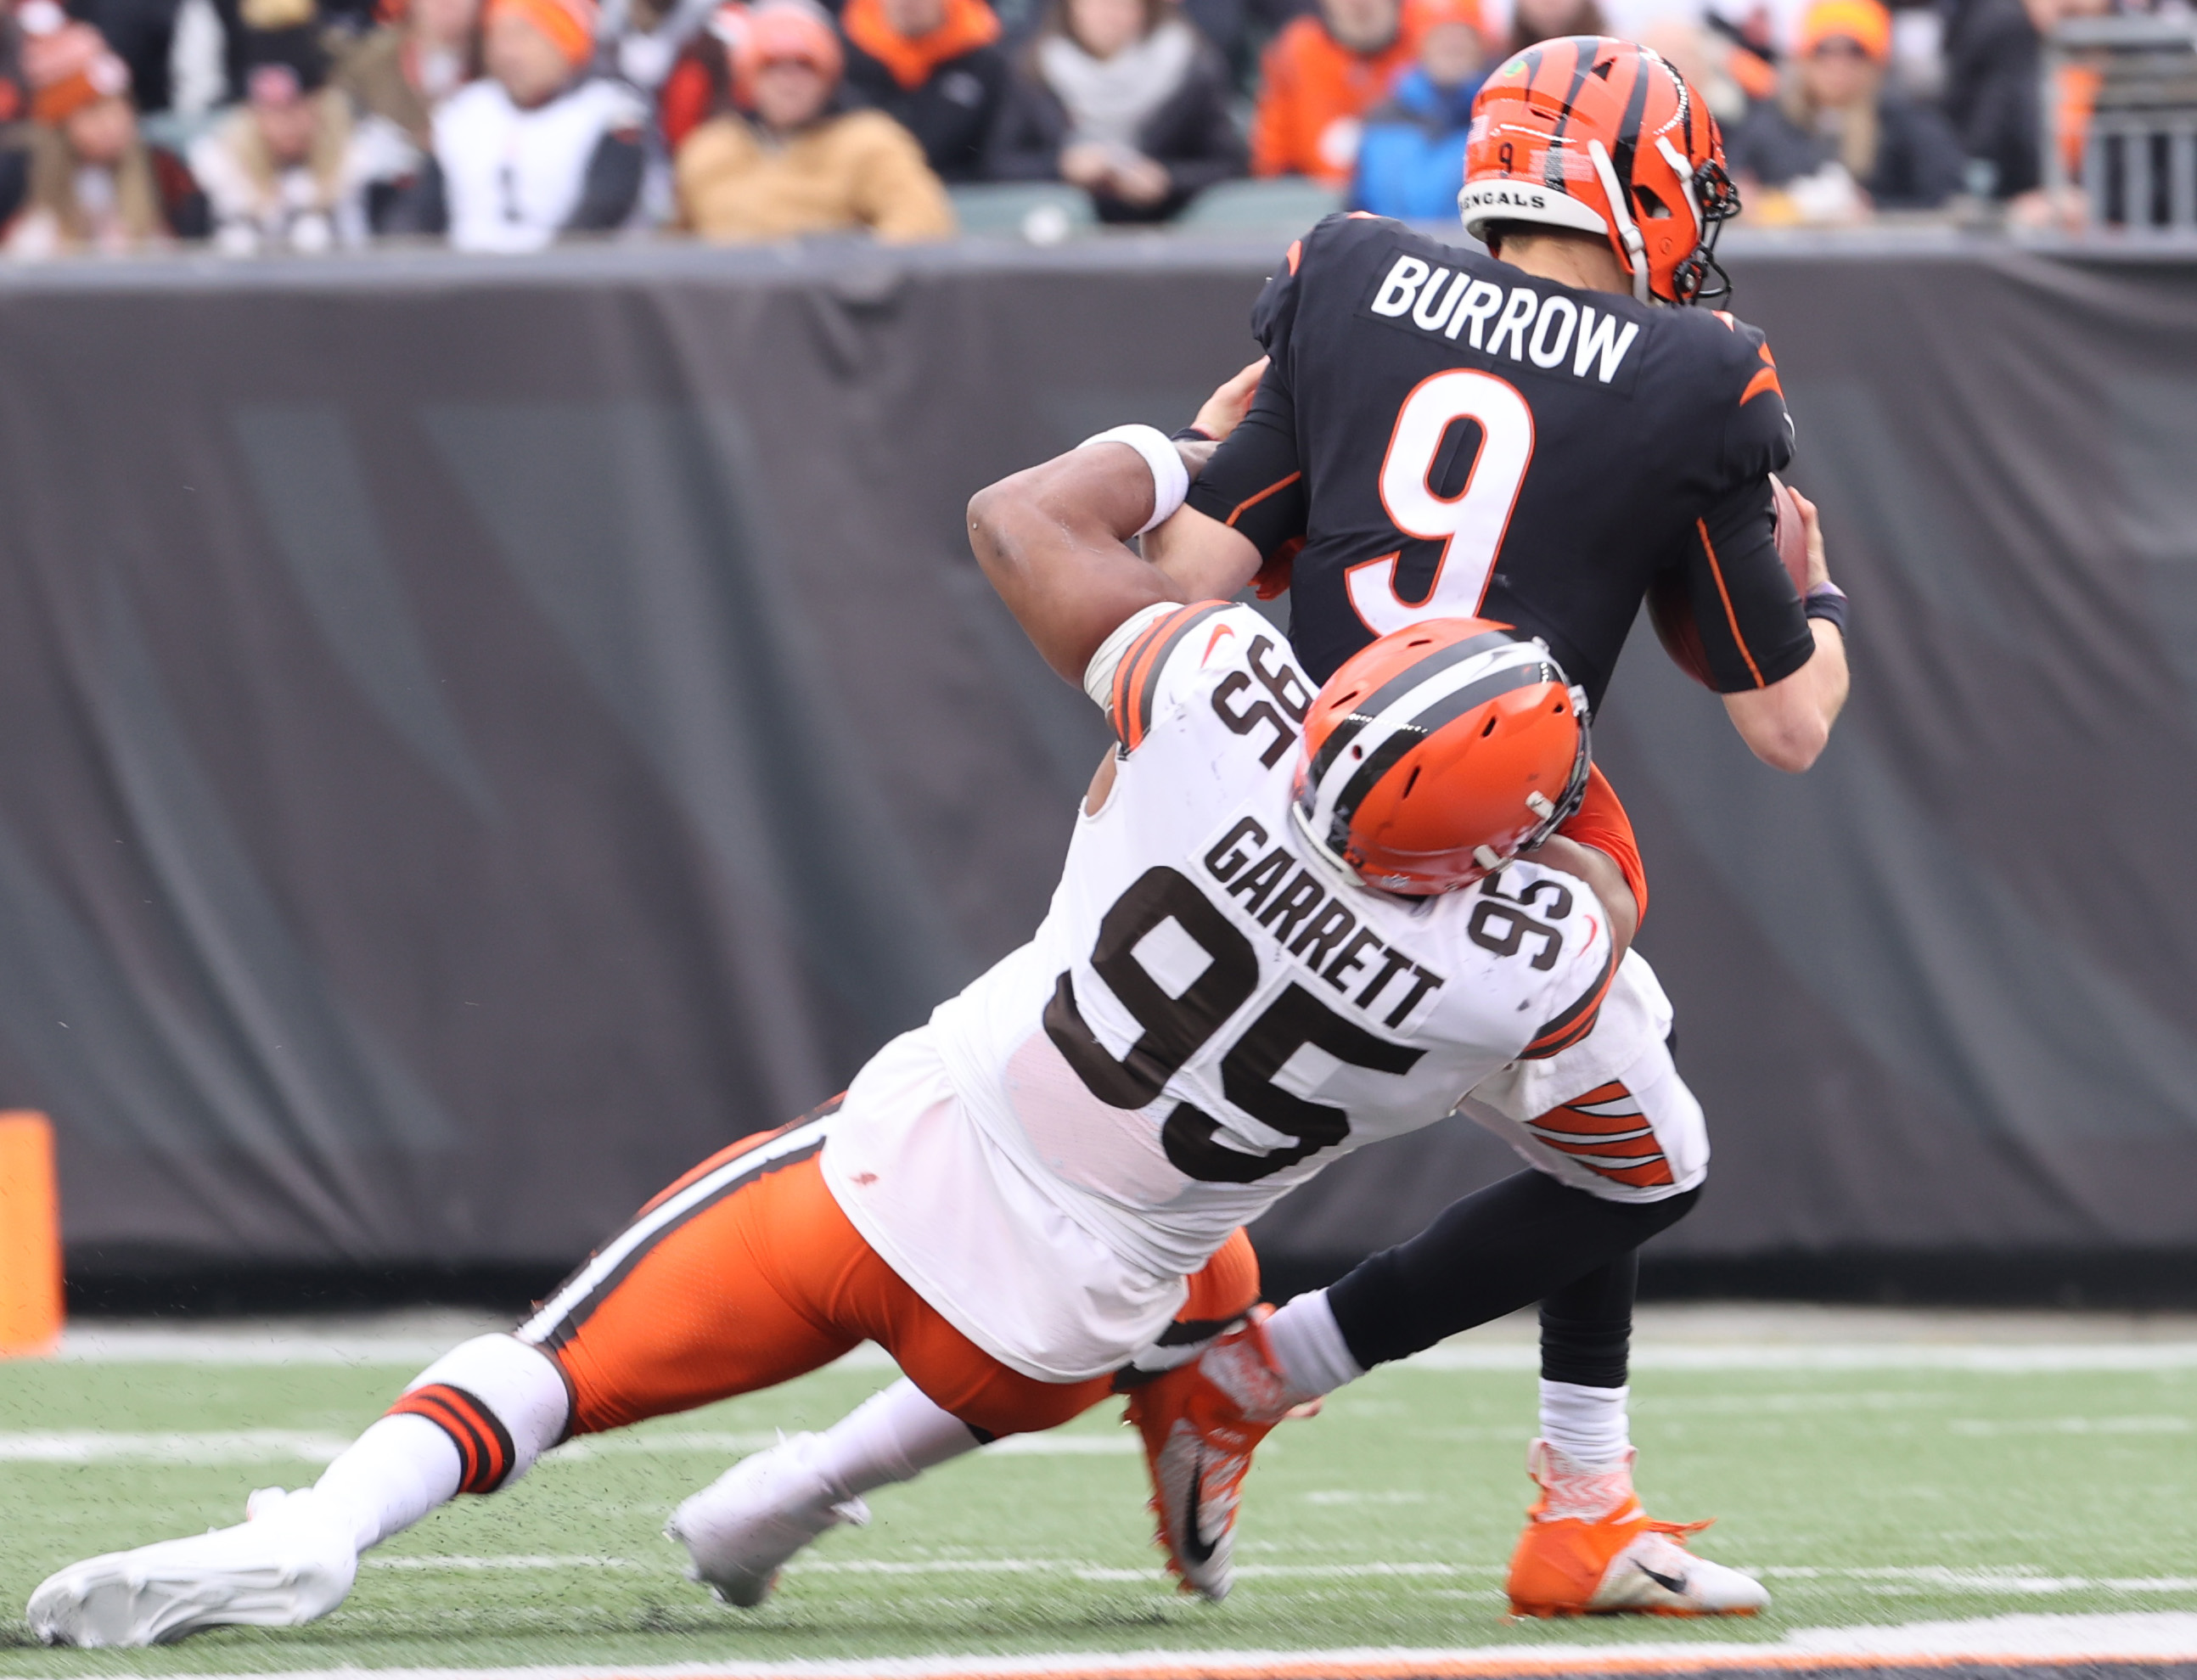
left=1647, top=476, right=1812, bottom=688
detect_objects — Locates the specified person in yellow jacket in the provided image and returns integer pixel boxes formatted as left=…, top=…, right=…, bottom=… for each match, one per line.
left=676, top=0, right=955, bottom=243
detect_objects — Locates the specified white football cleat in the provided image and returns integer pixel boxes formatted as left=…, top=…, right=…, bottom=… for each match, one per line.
left=666, top=1433, right=869, bottom=1608
left=26, top=1486, right=358, bottom=1648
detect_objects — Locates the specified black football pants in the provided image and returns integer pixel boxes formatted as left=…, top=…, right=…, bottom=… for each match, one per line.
left=1323, top=1167, right=1700, bottom=1388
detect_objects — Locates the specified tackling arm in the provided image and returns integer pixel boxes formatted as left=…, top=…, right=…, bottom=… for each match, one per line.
left=966, top=357, right=1275, bottom=683
left=967, top=445, right=1190, bottom=684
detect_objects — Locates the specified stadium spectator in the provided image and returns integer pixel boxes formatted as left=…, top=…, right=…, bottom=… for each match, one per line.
left=1636, top=14, right=1761, bottom=124
left=839, top=0, right=1012, bottom=181
left=189, top=25, right=413, bottom=250
left=7, top=7, right=205, bottom=253
left=1725, top=0, right=1964, bottom=216
left=676, top=0, right=954, bottom=238
left=1501, top=0, right=1599, bottom=54
left=429, top=0, right=648, bottom=249
left=1936, top=0, right=2037, bottom=199
left=986, top=0, right=1242, bottom=222
left=1250, top=0, right=1448, bottom=183
left=655, top=4, right=741, bottom=155
left=334, top=0, right=482, bottom=149
left=1345, top=0, right=1481, bottom=219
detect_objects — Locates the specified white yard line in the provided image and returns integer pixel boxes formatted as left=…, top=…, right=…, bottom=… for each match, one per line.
left=349, top=1554, right=2197, bottom=1596
left=1406, top=1344, right=2197, bottom=1372
left=66, top=1611, right=2197, bottom=1677
left=0, top=1426, right=1130, bottom=1465
left=0, top=1430, right=352, bottom=1464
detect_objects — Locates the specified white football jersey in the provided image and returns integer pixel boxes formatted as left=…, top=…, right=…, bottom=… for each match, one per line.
left=823, top=602, right=1619, bottom=1380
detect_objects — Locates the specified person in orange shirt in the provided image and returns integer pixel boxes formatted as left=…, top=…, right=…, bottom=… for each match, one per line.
left=1250, top=0, right=1474, bottom=183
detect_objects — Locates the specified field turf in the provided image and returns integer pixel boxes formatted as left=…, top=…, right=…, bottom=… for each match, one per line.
left=2, top=1339, right=2193, bottom=1673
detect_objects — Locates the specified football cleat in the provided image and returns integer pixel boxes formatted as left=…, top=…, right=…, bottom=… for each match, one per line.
left=26, top=1486, right=358, bottom=1647
left=1505, top=1440, right=1769, bottom=1618
left=666, top=1432, right=870, bottom=1608
left=1125, top=1313, right=1301, bottom=1603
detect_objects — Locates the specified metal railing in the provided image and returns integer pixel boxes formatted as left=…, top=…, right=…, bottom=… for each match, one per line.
left=2045, top=13, right=2197, bottom=228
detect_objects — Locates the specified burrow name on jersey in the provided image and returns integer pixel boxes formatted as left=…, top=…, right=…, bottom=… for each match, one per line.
left=1200, top=813, right=1448, bottom=1032
left=1362, top=250, right=1641, bottom=391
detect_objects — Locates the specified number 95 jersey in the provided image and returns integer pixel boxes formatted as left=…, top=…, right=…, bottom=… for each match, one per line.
left=823, top=602, right=1624, bottom=1382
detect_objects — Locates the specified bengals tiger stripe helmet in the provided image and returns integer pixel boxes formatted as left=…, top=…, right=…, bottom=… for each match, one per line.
left=1458, top=35, right=1740, bottom=306
left=1293, top=620, right=1590, bottom=896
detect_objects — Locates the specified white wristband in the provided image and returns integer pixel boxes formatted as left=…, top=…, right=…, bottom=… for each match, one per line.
left=1078, top=424, right=1189, bottom=536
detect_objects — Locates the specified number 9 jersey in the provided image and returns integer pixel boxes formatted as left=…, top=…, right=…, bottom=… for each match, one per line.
left=1186, top=213, right=1815, bottom=704
left=822, top=602, right=1645, bottom=1385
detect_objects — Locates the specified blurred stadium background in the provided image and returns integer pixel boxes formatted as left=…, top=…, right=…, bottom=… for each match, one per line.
left=1, top=0, right=2196, bottom=1664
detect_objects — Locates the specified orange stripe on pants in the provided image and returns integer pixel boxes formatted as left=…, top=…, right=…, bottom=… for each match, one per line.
left=546, top=1147, right=1258, bottom=1441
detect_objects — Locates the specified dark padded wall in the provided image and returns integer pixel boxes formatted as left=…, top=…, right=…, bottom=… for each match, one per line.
left=0, top=239, right=2189, bottom=1282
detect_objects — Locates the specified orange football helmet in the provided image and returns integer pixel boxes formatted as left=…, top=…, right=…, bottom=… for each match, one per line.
left=1293, top=620, right=1590, bottom=896
left=1458, top=35, right=1740, bottom=306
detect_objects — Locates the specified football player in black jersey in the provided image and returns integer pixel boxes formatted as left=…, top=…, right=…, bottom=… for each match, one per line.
left=1118, top=35, right=1849, bottom=1617
left=623, top=37, right=1847, bottom=1622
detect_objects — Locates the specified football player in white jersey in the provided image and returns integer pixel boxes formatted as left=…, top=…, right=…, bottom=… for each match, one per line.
left=27, top=412, right=1694, bottom=1649
left=661, top=424, right=1768, bottom=1621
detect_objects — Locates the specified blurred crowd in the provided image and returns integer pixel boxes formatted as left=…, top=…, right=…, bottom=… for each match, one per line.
left=0, top=0, right=2144, bottom=256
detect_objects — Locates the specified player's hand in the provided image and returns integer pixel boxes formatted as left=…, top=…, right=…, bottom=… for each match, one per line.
left=1189, top=357, right=1268, bottom=444
left=1790, top=487, right=1829, bottom=590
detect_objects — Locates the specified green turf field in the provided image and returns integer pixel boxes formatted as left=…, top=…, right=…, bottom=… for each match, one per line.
left=2, top=1347, right=2193, bottom=1672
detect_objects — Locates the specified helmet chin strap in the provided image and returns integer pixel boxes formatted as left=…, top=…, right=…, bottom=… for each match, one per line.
left=1587, top=139, right=1651, bottom=304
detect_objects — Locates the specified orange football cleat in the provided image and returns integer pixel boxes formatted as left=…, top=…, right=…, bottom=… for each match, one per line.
left=1505, top=1440, right=1769, bottom=1617
left=1124, top=1312, right=1301, bottom=1602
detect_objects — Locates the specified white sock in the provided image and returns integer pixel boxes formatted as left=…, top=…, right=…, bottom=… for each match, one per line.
left=806, top=1379, right=982, bottom=1502
left=1538, top=1379, right=1630, bottom=1468
left=312, top=1334, right=571, bottom=1552
left=1261, top=1289, right=1364, bottom=1400
left=312, top=1413, right=463, bottom=1551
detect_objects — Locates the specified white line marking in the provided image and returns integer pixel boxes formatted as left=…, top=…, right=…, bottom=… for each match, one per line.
left=83, top=1611, right=2197, bottom=1679
left=342, top=1553, right=2197, bottom=1595
left=1404, top=1343, right=2197, bottom=1372
left=368, top=1557, right=650, bottom=1572
left=0, top=1425, right=1132, bottom=1468
left=984, top=1434, right=1137, bottom=1456
left=1948, top=1416, right=2194, bottom=1435
left=0, top=1430, right=351, bottom=1464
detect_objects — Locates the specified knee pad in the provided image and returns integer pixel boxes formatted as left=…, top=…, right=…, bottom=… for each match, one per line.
left=387, top=1335, right=571, bottom=1494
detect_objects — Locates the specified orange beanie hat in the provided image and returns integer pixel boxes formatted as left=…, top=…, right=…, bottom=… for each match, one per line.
left=486, top=0, right=599, bottom=67
left=1797, top=0, right=1891, bottom=60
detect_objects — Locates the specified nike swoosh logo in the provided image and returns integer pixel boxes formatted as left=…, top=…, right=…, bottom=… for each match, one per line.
left=1179, top=1454, right=1218, bottom=1567
left=1638, top=1562, right=1689, bottom=1595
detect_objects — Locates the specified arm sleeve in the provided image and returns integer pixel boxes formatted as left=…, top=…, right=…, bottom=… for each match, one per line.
left=1673, top=475, right=1816, bottom=694
left=1554, top=764, right=1645, bottom=927
left=1182, top=377, right=1307, bottom=558
left=1183, top=243, right=1310, bottom=554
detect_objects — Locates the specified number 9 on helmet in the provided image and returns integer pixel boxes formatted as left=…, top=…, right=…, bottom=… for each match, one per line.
left=1292, top=619, right=1592, bottom=896
left=1458, top=35, right=1741, bottom=306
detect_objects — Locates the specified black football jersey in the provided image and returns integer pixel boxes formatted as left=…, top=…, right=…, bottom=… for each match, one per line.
left=1186, top=213, right=1814, bottom=706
